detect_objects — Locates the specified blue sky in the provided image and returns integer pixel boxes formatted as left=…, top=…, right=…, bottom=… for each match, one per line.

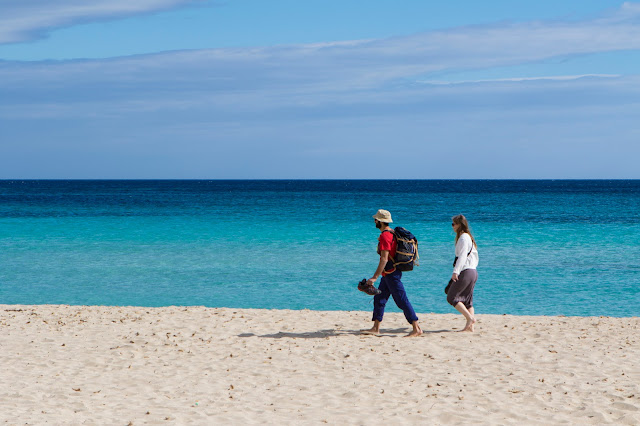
left=1, top=0, right=639, bottom=178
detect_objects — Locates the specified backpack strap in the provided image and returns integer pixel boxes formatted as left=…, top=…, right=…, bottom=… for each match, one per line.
left=378, top=229, right=395, bottom=252
left=453, top=240, right=474, bottom=267
left=379, top=229, right=396, bottom=271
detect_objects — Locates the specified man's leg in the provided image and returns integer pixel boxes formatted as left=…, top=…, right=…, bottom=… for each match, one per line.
left=362, top=276, right=391, bottom=335
left=386, top=271, right=422, bottom=337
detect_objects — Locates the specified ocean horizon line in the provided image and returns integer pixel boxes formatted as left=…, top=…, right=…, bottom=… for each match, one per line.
left=2, top=178, right=639, bottom=182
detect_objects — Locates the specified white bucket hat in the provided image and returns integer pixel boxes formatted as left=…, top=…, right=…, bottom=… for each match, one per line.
left=372, top=209, right=393, bottom=223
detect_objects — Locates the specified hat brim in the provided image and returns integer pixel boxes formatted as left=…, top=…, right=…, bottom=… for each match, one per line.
left=372, top=215, right=393, bottom=223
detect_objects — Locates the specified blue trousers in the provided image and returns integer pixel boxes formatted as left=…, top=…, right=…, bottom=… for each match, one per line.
left=372, top=270, right=419, bottom=324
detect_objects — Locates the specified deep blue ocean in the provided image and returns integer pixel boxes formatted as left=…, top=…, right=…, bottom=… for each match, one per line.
left=1, top=180, right=638, bottom=317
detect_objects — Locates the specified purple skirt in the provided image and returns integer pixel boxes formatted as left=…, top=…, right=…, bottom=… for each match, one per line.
left=447, top=269, right=478, bottom=309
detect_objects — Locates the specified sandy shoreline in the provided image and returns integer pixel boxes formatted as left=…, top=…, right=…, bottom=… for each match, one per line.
left=1, top=305, right=638, bottom=425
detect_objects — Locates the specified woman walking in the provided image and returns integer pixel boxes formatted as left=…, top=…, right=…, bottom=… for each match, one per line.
left=447, top=214, right=479, bottom=332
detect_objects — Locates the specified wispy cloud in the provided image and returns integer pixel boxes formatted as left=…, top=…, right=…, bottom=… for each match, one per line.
left=2, top=3, right=640, bottom=95
left=420, top=74, right=621, bottom=85
left=0, top=0, right=203, bottom=44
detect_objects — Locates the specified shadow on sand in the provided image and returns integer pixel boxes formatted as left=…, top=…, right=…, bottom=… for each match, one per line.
left=238, top=328, right=452, bottom=339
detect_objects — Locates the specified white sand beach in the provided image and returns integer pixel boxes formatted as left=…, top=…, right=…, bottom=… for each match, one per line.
left=1, top=305, right=638, bottom=425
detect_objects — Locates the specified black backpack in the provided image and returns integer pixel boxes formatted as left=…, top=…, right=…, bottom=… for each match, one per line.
left=383, top=227, right=419, bottom=271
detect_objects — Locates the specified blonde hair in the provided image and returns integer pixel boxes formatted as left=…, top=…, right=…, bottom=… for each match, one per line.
left=452, top=214, right=477, bottom=248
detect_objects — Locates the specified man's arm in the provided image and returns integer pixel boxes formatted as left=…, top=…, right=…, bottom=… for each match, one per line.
left=367, top=250, right=389, bottom=286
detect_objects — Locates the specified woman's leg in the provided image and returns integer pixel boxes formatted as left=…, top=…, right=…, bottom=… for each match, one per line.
left=455, top=302, right=476, bottom=332
left=448, top=269, right=477, bottom=332
left=467, top=272, right=477, bottom=331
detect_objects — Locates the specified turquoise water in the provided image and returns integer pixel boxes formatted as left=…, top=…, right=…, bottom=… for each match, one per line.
left=1, top=180, right=638, bottom=317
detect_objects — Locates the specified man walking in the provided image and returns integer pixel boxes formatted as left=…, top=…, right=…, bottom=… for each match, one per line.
left=363, top=209, right=422, bottom=337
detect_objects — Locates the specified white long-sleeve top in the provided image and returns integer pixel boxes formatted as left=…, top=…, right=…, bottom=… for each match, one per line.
left=453, top=233, right=479, bottom=275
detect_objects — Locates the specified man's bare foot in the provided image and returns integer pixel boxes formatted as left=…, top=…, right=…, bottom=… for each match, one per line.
left=405, top=325, right=423, bottom=337
left=361, top=328, right=380, bottom=336
left=461, top=317, right=476, bottom=332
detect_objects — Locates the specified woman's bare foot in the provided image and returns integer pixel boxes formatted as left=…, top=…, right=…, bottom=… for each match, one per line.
left=462, top=317, right=476, bottom=332
left=361, top=327, right=380, bottom=336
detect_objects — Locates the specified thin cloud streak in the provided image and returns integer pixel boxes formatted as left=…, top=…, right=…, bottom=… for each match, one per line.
left=0, top=0, right=203, bottom=44
left=2, top=3, right=640, bottom=100
left=421, top=74, right=622, bottom=85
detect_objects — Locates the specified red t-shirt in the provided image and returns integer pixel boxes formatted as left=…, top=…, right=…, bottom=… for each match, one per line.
left=378, top=230, right=397, bottom=275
